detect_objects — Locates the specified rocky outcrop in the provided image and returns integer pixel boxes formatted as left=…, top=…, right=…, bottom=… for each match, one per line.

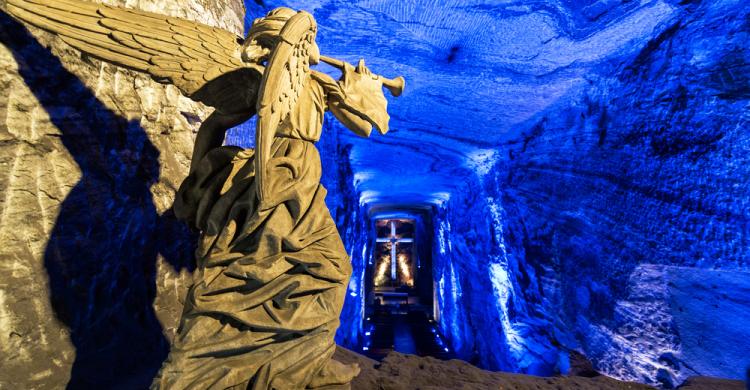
left=334, top=347, right=694, bottom=390
left=0, top=0, right=244, bottom=388
left=493, top=0, right=750, bottom=386
left=363, top=0, right=750, bottom=386
left=334, top=348, right=745, bottom=389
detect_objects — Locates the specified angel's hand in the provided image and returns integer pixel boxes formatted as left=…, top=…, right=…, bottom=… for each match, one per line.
left=189, top=111, right=253, bottom=173
left=339, top=59, right=385, bottom=98
left=325, top=59, right=390, bottom=136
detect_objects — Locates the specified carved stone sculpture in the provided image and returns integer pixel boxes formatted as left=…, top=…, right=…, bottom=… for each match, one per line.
left=6, top=1, right=404, bottom=388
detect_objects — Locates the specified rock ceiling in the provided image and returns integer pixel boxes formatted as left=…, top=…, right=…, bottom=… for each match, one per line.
left=246, top=0, right=678, bottom=207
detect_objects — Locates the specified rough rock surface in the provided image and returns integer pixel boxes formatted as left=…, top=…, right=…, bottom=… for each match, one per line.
left=271, top=0, right=750, bottom=387
left=249, top=0, right=682, bottom=206
left=336, top=347, right=740, bottom=390
left=1, top=0, right=748, bottom=388
left=0, top=0, right=243, bottom=388
left=490, top=0, right=750, bottom=385
left=334, top=348, right=746, bottom=390
left=675, top=377, right=747, bottom=390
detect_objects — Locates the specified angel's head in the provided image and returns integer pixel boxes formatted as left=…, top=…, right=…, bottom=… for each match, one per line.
left=242, top=7, right=320, bottom=65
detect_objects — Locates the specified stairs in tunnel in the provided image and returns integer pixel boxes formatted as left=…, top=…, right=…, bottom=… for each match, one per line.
left=362, top=307, right=456, bottom=361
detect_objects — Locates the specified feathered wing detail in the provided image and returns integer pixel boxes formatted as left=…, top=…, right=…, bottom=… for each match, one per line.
left=255, top=11, right=316, bottom=205
left=7, top=0, right=262, bottom=113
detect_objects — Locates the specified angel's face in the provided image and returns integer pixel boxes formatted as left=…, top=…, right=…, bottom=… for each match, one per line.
left=309, top=42, right=320, bottom=65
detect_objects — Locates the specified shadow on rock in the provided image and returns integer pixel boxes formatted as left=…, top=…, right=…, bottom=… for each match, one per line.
left=0, top=12, right=195, bottom=389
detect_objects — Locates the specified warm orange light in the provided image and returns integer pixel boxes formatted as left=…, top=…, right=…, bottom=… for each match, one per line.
left=374, top=254, right=390, bottom=286
left=397, top=254, right=414, bottom=287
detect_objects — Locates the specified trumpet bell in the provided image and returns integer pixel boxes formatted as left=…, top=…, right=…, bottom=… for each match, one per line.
left=319, top=55, right=405, bottom=97
left=381, top=75, right=405, bottom=97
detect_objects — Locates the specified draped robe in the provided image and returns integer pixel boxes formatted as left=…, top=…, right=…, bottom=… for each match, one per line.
left=151, top=77, right=359, bottom=390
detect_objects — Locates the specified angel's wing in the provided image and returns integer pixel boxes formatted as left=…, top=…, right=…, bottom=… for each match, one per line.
left=7, top=0, right=262, bottom=114
left=255, top=11, right=316, bottom=206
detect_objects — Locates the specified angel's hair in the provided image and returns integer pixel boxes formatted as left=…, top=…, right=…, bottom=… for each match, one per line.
left=242, top=7, right=297, bottom=63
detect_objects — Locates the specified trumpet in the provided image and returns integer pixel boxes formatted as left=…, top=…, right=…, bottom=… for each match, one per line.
left=319, top=55, right=405, bottom=97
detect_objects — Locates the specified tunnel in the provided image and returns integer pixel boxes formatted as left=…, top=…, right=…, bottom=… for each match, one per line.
left=1, top=0, right=748, bottom=388
left=227, top=0, right=750, bottom=387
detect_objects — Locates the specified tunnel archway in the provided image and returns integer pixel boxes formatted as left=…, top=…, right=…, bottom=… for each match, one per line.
left=351, top=205, right=458, bottom=360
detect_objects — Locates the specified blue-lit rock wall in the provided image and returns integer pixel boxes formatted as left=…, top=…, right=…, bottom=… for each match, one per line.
left=492, top=0, right=750, bottom=386
left=317, top=119, right=372, bottom=348
left=238, top=0, right=749, bottom=386
left=431, top=173, right=569, bottom=375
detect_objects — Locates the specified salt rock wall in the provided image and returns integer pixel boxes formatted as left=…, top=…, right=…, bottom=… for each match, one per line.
left=493, top=0, right=750, bottom=387
left=0, top=0, right=244, bottom=388
left=327, top=146, right=371, bottom=349
left=430, top=172, right=568, bottom=376
left=422, top=0, right=750, bottom=385
left=317, top=119, right=371, bottom=349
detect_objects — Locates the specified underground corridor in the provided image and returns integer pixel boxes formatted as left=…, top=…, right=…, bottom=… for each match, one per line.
left=1, top=0, right=749, bottom=388
left=358, top=214, right=456, bottom=361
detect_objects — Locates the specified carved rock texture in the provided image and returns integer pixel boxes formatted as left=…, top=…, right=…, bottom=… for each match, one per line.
left=0, top=0, right=243, bottom=388
left=334, top=347, right=746, bottom=390
left=252, top=0, right=750, bottom=387
left=492, top=1, right=750, bottom=385
left=2, top=0, right=749, bottom=388
left=400, top=0, right=750, bottom=387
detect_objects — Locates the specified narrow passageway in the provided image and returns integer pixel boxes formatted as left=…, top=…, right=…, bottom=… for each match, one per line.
left=359, top=216, right=454, bottom=361
left=362, top=306, right=455, bottom=361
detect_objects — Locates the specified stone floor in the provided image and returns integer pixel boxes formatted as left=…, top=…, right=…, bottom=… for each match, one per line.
left=362, top=308, right=456, bottom=361
left=333, top=347, right=747, bottom=390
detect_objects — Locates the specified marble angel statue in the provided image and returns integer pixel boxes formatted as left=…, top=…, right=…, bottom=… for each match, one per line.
left=6, top=1, right=404, bottom=388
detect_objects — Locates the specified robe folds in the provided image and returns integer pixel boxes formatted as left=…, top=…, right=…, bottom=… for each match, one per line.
left=151, top=79, right=359, bottom=389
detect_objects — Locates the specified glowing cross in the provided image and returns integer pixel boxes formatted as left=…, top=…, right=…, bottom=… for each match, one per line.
left=376, top=220, right=414, bottom=281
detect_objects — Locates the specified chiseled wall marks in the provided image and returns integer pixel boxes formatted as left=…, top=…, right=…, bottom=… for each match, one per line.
left=430, top=173, right=566, bottom=376
left=0, top=0, right=244, bottom=387
left=498, top=0, right=750, bottom=386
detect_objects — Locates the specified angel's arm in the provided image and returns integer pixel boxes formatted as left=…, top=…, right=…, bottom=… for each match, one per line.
left=329, top=102, right=375, bottom=138
left=317, top=70, right=375, bottom=137
left=312, top=61, right=390, bottom=137
left=189, top=111, right=253, bottom=174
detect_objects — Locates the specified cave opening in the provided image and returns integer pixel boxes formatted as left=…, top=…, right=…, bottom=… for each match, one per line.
left=358, top=212, right=455, bottom=361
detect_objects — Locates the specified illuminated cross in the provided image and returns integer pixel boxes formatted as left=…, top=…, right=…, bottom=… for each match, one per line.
left=376, top=220, right=413, bottom=281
